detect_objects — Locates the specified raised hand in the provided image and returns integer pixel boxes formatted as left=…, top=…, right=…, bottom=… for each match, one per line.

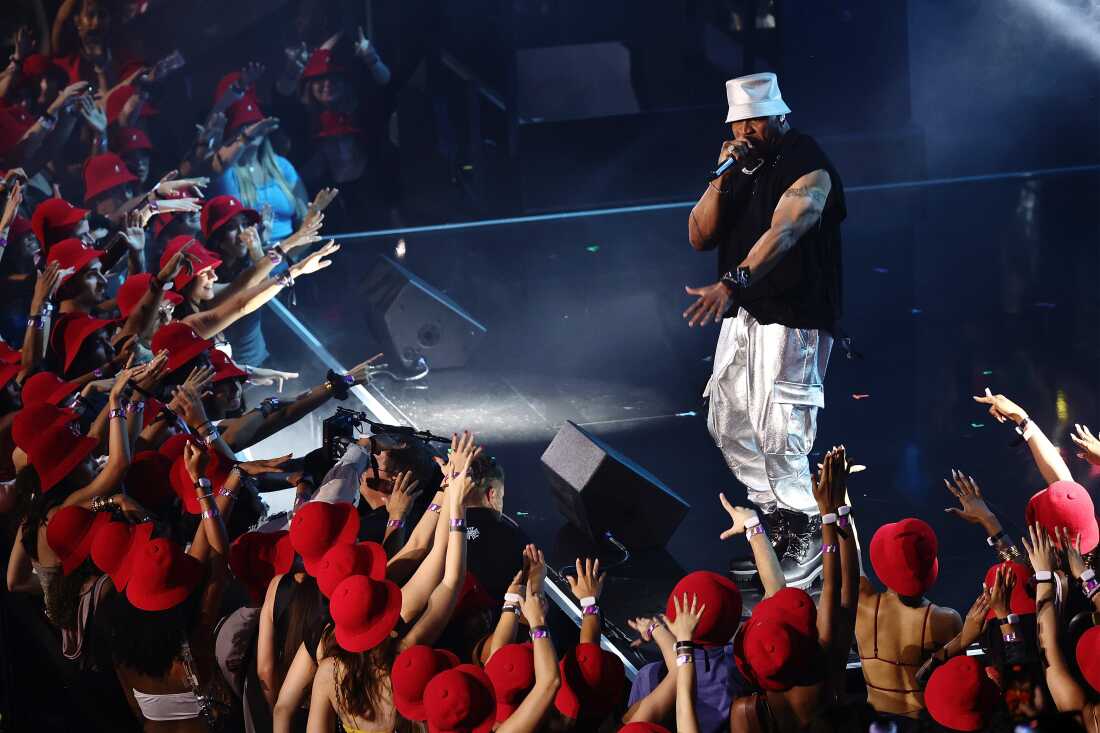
left=132, top=351, right=169, bottom=392
left=30, top=261, right=62, bottom=315
left=353, top=26, right=373, bottom=58
left=718, top=493, right=757, bottom=540
left=682, top=282, right=732, bottom=327
left=119, top=223, right=145, bottom=253
left=447, top=431, right=483, bottom=507
left=282, top=210, right=324, bottom=254
left=172, top=383, right=210, bottom=430
left=566, top=557, right=606, bottom=602
left=522, top=579, right=549, bottom=628
left=244, top=117, right=280, bottom=141
left=157, top=239, right=195, bottom=284
left=155, top=174, right=209, bottom=198
left=1021, top=523, right=1056, bottom=573
left=943, top=470, right=996, bottom=527
left=48, top=81, right=93, bottom=117
left=384, top=470, right=422, bottom=520
left=987, top=564, right=1016, bottom=619
left=108, top=361, right=137, bottom=403
left=812, top=445, right=848, bottom=514
left=183, top=440, right=210, bottom=482
left=239, top=61, right=266, bottom=89
left=972, top=388, right=1028, bottom=425
left=1071, top=424, right=1100, bottom=467
left=77, top=95, right=106, bottom=134
left=1057, top=526, right=1088, bottom=579
left=320, top=31, right=343, bottom=51
left=960, top=586, right=991, bottom=646
left=288, top=240, right=339, bottom=277
left=284, top=42, right=309, bottom=71
left=307, top=187, right=339, bottom=217
left=346, top=353, right=384, bottom=386
left=627, top=617, right=663, bottom=648
left=1, top=180, right=24, bottom=233
left=664, top=592, right=706, bottom=643
left=524, top=544, right=547, bottom=595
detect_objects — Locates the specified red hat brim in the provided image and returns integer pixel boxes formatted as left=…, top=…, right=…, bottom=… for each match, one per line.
left=393, top=648, right=460, bottom=721
left=426, top=665, right=497, bottom=733
left=126, top=543, right=204, bottom=612
left=34, top=433, right=97, bottom=493
left=56, top=511, right=109, bottom=575
left=299, top=502, right=361, bottom=576
left=333, top=577, right=403, bottom=653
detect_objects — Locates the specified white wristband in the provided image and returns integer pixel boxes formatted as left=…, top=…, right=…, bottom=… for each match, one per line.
left=1019, top=421, right=1038, bottom=442
left=579, top=596, right=597, bottom=609
left=821, top=513, right=838, bottom=525
left=743, top=513, right=761, bottom=529
left=1034, top=570, right=1053, bottom=582
left=504, top=592, right=524, bottom=604
left=837, top=505, right=851, bottom=516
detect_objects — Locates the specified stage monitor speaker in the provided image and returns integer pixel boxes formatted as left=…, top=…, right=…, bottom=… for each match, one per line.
left=541, top=420, right=690, bottom=550
left=363, top=255, right=487, bottom=370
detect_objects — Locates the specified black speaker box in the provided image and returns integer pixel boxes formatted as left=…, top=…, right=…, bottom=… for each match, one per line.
left=541, top=420, right=690, bottom=550
left=363, top=255, right=487, bottom=370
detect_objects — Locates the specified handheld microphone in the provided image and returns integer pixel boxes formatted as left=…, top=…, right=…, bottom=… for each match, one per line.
left=709, top=156, right=737, bottom=181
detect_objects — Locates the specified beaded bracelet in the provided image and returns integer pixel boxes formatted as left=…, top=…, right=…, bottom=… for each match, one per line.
left=387, top=518, right=404, bottom=529
left=449, top=518, right=466, bottom=532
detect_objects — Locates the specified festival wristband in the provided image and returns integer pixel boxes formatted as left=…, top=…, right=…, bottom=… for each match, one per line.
left=127, top=400, right=145, bottom=413
left=1034, top=570, right=1053, bottom=583
left=449, top=518, right=466, bottom=532
left=1084, top=577, right=1100, bottom=599
left=504, top=592, right=524, bottom=605
left=1000, top=613, right=1020, bottom=626
left=1002, top=632, right=1018, bottom=644
left=837, top=504, right=851, bottom=528
left=745, top=524, right=766, bottom=540
left=676, top=654, right=694, bottom=667
left=386, top=518, right=404, bottom=529
left=108, top=407, right=126, bottom=420
left=743, top=513, right=761, bottom=529
left=582, top=604, right=600, bottom=616
left=1080, top=568, right=1096, bottom=583
left=646, top=620, right=664, bottom=638
left=201, top=507, right=220, bottom=520
left=427, top=502, right=442, bottom=513
left=579, top=596, right=597, bottom=608
left=529, top=626, right=550, bottom=640
left=986, top=530, right=1007, bottom=547
left=266, top=248, right=282, bottom=265
left=502, top=603, right=521, bottom=616
left=822, top=543, right=839, bottom=554
left=821, top=513, right=838, bottom=525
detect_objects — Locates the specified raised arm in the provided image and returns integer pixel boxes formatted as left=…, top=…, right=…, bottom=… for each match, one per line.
left=275, top=640, right=320, bottom=733
left=380, top=471, right=421, bottom=557
left=257, top=573, right=283, bottom=707
left=65, top=370, right=134, bottom=507
left=974, top=390, right=1072, bottom=484
left=183, top=241, right=339, bottom=341
left=487, top=559, right=528, bottom=659
left=718, top=494, right=785, bottom=596
left=387, top=489, right=444, bottom=584
left=687, top=139, right=752, bottom=251
left=667, top=594, right=705, bottom=733
left=943, top=470, right=1025, bottom=565
left=497, top=588, right=561, bottom=733
left=566, top=557, right=607, bottom=645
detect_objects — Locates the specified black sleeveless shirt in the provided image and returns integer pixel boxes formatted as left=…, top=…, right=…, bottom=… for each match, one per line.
left=716, top=129, right=845, bottom=333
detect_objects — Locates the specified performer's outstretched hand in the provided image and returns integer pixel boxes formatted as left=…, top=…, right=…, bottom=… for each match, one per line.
left=683, top=281, right=732, bottom=327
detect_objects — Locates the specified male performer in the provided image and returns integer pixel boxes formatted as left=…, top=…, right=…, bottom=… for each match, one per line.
left=684, top=72, right=845, bottom=588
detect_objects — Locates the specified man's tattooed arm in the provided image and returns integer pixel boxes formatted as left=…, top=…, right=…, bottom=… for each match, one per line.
left=783, top=186, right=828, bottom=205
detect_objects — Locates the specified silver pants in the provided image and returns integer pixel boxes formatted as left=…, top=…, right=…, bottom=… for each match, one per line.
left=705, top=308, right=832, bottom=514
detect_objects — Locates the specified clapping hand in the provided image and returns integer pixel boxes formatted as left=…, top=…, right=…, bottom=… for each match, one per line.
left=524, top=544, right=547, bottom=595
left=183, top=440, right=210, bottom=483
left=812, top=445, right=848, bottom=514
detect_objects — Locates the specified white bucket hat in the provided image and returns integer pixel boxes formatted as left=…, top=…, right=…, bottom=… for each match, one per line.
left=724, top=72, right=791, bottom=123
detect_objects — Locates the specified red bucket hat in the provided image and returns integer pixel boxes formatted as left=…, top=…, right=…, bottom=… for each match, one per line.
left=160, top=235, right=221, bottom=292
left=618, top=724, right=672, bottom=733
left=982, top=562, right=1036, bottom=620
left=158, top=433, right=191, bottom=462
left=26, top=420, right=97, bottom=492
left=485, top=643, right=535, bottom=722
left=46, top=238, right=104, bottom=287
left=555, top=642, right=625, bottom=720
left=21, top=371, right=80, bottom=408
left=1076, top=626, right=1100, bottom=693
left=229, top=529, right=296, bottom=606
left=924, top=655, right=999, bottom=732
left=169, top=450, right=232, bottom=514
left=423, top=664, right=497, bottom=733
left=12, top=402, right=74, bottom=451
left=31, top=198, right=88, bottom=251
left=289, top=501, right=359, bottom=576
left=1026, top=481, right=1098, bottom=553
left=741, top=617, right=820, bottom=691
left=302, top=49, right=347, bottom=80
left=46, top=505, right=109, bottom=575
left=126, top=537, right=204, bottom=612
left=315, top=540, right=387, bottom=598
left=750, top=587, right=817, bottom=637
left=392, top=645, right=460, bottom=721
left=209, top=349, right=248, bottom=383
left=666, top=571, right=742, bottom=646
left=105, top=84, right=158, bottom=125
left=214, top=72, right=264, bottom=134
left=200, top=195, right=259, bottom=240
left=51, top=312, right=115, bottom=373
left=110, top=126, right=153, bottom=155
left=125, top=450, right=176, bottom=511
left=315, top=109, right=361, bottom=139
left=329, top=573, right=403, bottom=652
left=91, top=519, right=154, bottom=590
left=870, top=518, right=939, bottom=597
left=82, top=152, right=138, bottom=203
left=151, top=322, right=213, bottom=375
left=117, top=272, right=183, bottom=319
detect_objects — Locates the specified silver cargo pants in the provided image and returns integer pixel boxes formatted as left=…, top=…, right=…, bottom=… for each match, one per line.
left=704, top=308, right=832, bottom=514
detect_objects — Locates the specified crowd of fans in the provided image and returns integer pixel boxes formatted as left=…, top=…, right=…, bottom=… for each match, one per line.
left=4, top=2, right=1100, bottom=733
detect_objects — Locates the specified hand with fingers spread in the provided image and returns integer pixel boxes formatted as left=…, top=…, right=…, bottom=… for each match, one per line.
left=132, top=351, right=170, bottom=392
left=281, top=210, right=324, bottom=254
left=384, top=470, right=422, bottom=521
left=119, top=223, right=145, bottom=253
left=972, top=388, right=1028, bottom=426
left=664, top=593, right=707, bottom=643
left=987, top=564, right=1016, bottom=620
left=77, top=95, right=106, bottom=134
left=1022, top=523, right=1056, bottom=573
left=171, top=365, right=215, bottom=403
left=155, top=175, right=209, bottom=199
left=682, top=281, right=732, bottom=327
left=172, top=382, right=213, bottom=432
left=446, top=431, right=484, bottom=507
left=960, top=586, right=991, bottom=646
left=157, top=240, right=195, bottom=284
left=717, top=493, right=757, bottom=540
left=1071, top=424, right=1100, bottom=467
left=239, top=61, right=266, bottom=89
left=1057, top=526, right=1088, bottom=580
left=943, top=469, right=997, bottom=529
left=288, top=240, right=339, bottom=277
left=566, top=558, right=607, bottom=603
left=244, top=117, right=280, bottom=141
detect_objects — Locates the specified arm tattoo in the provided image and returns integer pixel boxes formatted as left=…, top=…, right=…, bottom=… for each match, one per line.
left=783, top=187, right=827, bottom=204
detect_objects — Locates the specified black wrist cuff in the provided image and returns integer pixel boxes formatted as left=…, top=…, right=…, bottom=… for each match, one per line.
left=326, top=369, right=351, bottom=400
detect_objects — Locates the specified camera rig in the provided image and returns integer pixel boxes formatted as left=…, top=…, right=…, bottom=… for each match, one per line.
left=322, top=406, right=452, bottom=461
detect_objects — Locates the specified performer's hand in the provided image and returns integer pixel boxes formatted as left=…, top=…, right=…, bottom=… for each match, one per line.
left=718, top=493, right=757, bottom=539
left=716, top=139, right=754, bottom=180
left=683, top=281, right=732, bottom=327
